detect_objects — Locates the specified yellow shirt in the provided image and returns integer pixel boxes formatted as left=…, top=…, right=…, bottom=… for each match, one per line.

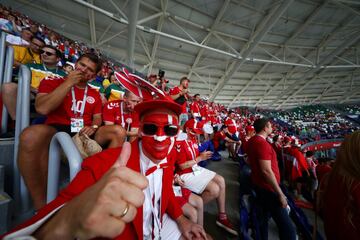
left=13, top=46, right=41, bottom=65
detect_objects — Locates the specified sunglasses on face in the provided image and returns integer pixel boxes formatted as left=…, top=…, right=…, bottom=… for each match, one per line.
left=40, top=50, right=56, bottom=56
left=141, top=123, right=179, bottom=137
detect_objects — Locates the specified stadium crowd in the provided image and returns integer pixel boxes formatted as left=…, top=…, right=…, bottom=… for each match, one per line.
left=1, top=4, right=360, bottom=240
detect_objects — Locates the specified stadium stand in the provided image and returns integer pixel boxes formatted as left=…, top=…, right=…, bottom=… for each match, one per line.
left=1, top=2, right=360, bottom=240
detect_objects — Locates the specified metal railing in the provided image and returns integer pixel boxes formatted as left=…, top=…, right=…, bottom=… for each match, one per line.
left=0, top=31, right=6, bottom=85
left=1, top=45, right=14, bottom=133
left=12, top=65, right=31, bottom=214
left=300, top=138, right=343, bottom=151
left=47, top=132, right=83, bottom=203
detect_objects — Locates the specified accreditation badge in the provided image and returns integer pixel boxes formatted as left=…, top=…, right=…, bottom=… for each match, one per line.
left=70, top=118, right=84, bottom=133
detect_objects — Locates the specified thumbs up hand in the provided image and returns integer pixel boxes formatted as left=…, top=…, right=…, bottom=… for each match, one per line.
left=34, top=142, right=148, bottom=239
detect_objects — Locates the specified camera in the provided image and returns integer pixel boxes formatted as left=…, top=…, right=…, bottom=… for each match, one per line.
left=158, top=69, right=165, bottom=78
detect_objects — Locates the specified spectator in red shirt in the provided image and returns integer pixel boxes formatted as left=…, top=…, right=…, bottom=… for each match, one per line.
left=59, top=40, right=75, bottom=63
left=247, top=118, right=296, bottom=240
left=94, top=90, right=142, bottom=148
left=224, top=110, right=241, bottom=159
left=212, top=125, right=241, bottom=160
left=240, top=125, right=255, bottom=156
left=323, top=131, right=360, bottom=240
left=190, top=93, right=201, bottom=121
left=17, top=53, right=103, bottom=210
left=316, top=158, right=332, bottom=184
left=272, top=135, right=285, bottom=181
left=169, top=76, right=190, bottom=126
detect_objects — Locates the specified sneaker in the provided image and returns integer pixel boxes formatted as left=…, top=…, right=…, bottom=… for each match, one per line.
left=216, top=217, right=238, bottom=236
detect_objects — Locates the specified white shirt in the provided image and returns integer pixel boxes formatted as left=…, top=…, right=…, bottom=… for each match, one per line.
left=6, top=34, right=29, bottom=46
left=140, top=143, right=167, bottom=240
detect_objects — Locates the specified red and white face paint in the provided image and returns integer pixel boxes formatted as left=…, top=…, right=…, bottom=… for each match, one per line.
left=141, top=113, right=179, bottom=163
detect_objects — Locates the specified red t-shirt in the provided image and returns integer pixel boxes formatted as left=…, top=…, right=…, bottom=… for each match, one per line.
left=200, top=105, right=208, bottom=120
left=241, top=136, right=252, bottom=155
left=224, top=117, right=237, bottom=134
left=213, top=131, right=226, bottom=149
left=289, top=147, right=309, bottom=173
left=247, top=135, right=280, bottom=192
left=169, top=86, right=187, bottom=113
left=175, top=139, right=199, bottom=175
left=102, top=100, right=139, bottom=129
left=190, top=101, right=201, bottom=117
left=38, top=77, right=102, bottom=126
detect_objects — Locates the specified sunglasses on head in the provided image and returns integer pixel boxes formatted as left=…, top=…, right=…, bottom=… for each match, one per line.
left=40, top=50, right=55, bottom=56
left=142, top=123, right=179, bottom=137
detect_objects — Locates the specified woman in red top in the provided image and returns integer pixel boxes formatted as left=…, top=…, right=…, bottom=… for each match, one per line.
left=323, top=131, right=360, bottom=240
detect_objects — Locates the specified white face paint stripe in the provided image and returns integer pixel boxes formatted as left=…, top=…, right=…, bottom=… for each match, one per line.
left=168, top=115, right=173, bottom=125
left=154, top=135, right=167, bottom=142
left=168, top=137, right=175, bottom=154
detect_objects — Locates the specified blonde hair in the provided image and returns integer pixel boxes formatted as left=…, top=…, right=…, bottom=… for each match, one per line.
left=330, top=130, right=360, bottom=226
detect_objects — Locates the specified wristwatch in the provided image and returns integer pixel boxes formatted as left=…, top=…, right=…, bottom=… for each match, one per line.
left=92, top=125, right=99, bottom=129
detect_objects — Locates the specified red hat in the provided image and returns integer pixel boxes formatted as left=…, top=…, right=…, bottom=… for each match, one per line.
left=246, top=125, right=255, bottom=132
left=115, top=71, right=152, bottom=99
left=134, top=99, right=182, bottom=118
left=183, top=119, right=203, bottom=134
left=115, top=68, right=167, bottom=100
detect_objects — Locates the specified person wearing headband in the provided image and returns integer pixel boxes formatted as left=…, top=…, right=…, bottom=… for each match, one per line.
left=94, top=89, right=142, bottom=148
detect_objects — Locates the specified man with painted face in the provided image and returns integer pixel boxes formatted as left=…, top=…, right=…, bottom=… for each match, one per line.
left=5, top=99, right=207, bottom=240
left=174, top=119, right=238, bottom=236
left=17, top=53, right=103, bottom=210
left=94, top=89, right=142, bottom=148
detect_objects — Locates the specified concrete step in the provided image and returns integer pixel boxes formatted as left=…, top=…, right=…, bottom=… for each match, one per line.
left=0, top=139, right=14, bottom=197
left=0, top=165, right=5, bottom=192
left=0, top=191, right=11, bottom=235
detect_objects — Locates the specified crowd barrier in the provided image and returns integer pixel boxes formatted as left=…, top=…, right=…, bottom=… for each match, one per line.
left=0, top=31, right=6, bottom=85
left=47, top=132, right=83, bottom=203
left=12, top=65, right=31, bottom=214
left=1, top=45, right=14, bottom=133
left=300, top=138, right=343, bottom=152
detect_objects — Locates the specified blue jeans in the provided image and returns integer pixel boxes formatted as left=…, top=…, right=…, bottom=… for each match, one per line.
left=254, top=187, right=296, bottom=240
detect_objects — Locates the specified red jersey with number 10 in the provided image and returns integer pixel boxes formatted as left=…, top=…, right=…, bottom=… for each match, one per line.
left=38, top=77, right=102, bottom=126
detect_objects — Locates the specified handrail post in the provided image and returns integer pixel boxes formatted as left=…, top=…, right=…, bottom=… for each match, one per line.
left=1, top=46, right=14, bottom=133
left=47, top=132, right=82, bottom=203
left=13, top=65, right=31, bottom=214
left=0, top=31, right=6, bottom=85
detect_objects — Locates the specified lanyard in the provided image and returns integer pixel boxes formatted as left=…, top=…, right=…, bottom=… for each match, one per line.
left=140, top=157, right=163, bottom=239
left=71, top=86, right=88, bottom=117
left=120, top=101, right=125, bottom=128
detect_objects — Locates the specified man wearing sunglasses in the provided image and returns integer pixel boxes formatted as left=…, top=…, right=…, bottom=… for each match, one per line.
left=12, top=36, right=45, bottom=67
left=94, top=90, right=142, bottom=148
left=5, top=99, right=207, bottom=240
left=2, top=45, right=65, bottom=121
